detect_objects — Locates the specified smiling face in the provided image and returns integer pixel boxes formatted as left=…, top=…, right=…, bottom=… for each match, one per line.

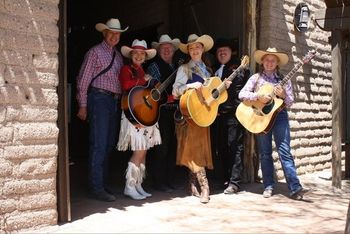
left=261, top=54, right=279, bottom=74
left=103, top=30, right=121, bottom=48
left=130, top=49, right=146, bottom=66
left=158, top=43, right=175, bottom=64
left=188, top=42, right=204, bottom=62
left=216, top=46, right=232, bottom=65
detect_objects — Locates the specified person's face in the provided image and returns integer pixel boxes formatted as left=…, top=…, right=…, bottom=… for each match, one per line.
left=216, top=46, right=232, bottom=65
left=158, top=43, right=175, bottom=63
left=188, top=42, right=204, bottom=61
left=131, top=49, right=146, bottom=66
left=103, top=30, right=121, bottom=48
left=262, top=54, right=279, bottom=73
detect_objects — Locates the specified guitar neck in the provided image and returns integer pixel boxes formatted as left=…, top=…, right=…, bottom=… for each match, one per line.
left=279, top=61, right=303, bottom=86
left=217, top=65, right=244, bottom=93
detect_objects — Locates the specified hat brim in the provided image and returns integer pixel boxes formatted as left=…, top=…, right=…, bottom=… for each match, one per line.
left=254, top=50, right=289, bottom=66
left=151, top=39, right=180, bottom=50
left=95, top=23, right=129, bottom=32
left=179, top=35, right=214, bottom=54
left=121, top=46, right=157, bottom=60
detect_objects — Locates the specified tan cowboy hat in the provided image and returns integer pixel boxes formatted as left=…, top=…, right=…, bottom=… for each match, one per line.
left=95, top=18, right=129, bottom=32
left=121, top=39, right=156, bottom=60
left=254, top=47, right=289, bottom=66
left=178, top=34, right=214, bottom=54
left=151, top=34, right=180, bottom=50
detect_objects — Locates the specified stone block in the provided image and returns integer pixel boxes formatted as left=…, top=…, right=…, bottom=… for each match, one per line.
left=4, top=144, right=57, bottom=160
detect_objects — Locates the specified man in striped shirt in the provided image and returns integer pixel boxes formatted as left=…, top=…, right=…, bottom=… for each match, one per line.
left=76, top=18, right=128, bottom=202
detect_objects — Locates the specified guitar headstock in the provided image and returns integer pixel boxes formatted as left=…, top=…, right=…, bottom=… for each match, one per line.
left=240, top=55, right=250, bottom=68
left=302, top=50, right=316, bottom=64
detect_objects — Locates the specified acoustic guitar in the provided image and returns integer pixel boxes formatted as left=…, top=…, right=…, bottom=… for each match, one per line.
left=179, top=56, right=250, bottom=127
left=235, top=50, right=316, bottom=134
left=121, top=60, right=183, bottom=127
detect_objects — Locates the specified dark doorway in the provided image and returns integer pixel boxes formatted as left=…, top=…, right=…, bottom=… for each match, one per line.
left=65, top=0, right=246, bottom=220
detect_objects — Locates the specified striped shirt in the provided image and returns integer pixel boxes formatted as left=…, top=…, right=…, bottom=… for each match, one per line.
left=239, top=72, right=294, bottom=107
left=76, top=41, right=123, bottom=107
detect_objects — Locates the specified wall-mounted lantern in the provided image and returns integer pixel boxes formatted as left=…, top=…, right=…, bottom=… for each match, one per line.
left=294, top=3, right=310, bottom=33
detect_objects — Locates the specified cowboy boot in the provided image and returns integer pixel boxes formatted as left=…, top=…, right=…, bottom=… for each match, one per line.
left=196, top=168, right=210, bottom=204
left=124, top=162, right=146, bottom=200
left=135, top=163, right=152, bottom=197
left=188, top=170, right=200, bottom=197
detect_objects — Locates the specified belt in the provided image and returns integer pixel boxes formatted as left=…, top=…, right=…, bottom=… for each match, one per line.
left=90, top=87, right=121, bottom=99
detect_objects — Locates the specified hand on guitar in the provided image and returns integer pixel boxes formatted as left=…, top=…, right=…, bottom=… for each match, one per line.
left=224, top=79, right=232, bottom=89
left=258, top=94, right=272, bottom=104
left=273, top=85, right=286, bottom=100
left=186, top=81, right=202, bottom=90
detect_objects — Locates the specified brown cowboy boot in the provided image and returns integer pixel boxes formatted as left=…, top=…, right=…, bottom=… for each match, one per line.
left=188, top=171, right=200, bottom=197
left=196, top=168, right=210, bottom=203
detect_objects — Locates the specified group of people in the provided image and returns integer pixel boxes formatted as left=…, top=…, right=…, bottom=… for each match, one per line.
left=76, top=17, right=309, bottom=203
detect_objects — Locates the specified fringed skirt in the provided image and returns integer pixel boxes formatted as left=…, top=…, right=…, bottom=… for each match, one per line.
left=117, top=112, right=161, bottom=151
left=175, top=121, right=213, bottom=173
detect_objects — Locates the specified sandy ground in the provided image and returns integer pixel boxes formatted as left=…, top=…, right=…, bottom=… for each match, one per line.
left=34, top=169, right=350, bottom=233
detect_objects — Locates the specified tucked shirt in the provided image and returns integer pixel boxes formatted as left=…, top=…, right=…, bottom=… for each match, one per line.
left=76, top=41, right=123, bottom=107
left=239, top=71, right=294, bottom=107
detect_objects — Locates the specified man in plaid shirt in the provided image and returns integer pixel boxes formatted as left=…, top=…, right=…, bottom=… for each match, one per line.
left=76, top=18, right=128, bottom=202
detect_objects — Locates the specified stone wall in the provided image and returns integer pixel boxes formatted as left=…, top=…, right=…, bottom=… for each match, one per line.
left=0, top=0, right=59, bottom=232
left=258, top=0, right=333, bottom=179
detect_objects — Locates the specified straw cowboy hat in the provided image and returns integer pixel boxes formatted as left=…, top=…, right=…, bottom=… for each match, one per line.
left=151, top=34, right=180, bottom=50
left=121, top=39, right=157, bottom=60
left=95, top=18, right=129, bottom=32
left=254, top=47, right=289, bottom=66
left=178, top=34, right=214, bottom=54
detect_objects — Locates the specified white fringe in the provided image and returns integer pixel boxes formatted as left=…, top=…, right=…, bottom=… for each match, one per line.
left=117, top=112, right=162, bottom=151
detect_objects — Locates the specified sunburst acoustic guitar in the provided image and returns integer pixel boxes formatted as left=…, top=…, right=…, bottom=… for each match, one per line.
left=179, top=56, right=250, bottom=127
left=235, top=50, right=316, bottom=134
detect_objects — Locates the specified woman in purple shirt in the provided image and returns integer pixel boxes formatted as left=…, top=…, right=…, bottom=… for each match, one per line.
left=239, top=47, right=309, bottom=200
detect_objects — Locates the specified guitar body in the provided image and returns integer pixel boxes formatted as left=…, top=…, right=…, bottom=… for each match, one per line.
left=179, top=77, right=228, bottom=127
left=122, top=78, right=167, bottom=127
left=235, top=83, right=285, bottom=134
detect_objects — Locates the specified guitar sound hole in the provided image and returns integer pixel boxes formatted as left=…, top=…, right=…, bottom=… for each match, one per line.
left=211, top=89, right=219, bottom=99
left=150, top=89, right=160, bottom=101
left=262, top=100, right=274, bottom=114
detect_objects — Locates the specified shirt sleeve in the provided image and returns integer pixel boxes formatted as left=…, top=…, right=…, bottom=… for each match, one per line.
left=76, top=49, right=100, bottom=107
left=283, top=80, right=294, bottom=107
left=146, top=62, right=161, bottom=81
left=172, top=65, right=188, bottom=99
left=119, top=66, right=147, bottom=92
left=238, top=73, right=260, bottom=101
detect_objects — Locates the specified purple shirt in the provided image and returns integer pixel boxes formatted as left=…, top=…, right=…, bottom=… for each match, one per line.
left=238, top=72, right=294, bottom=107
left=76, top=41, right=123, bottom=107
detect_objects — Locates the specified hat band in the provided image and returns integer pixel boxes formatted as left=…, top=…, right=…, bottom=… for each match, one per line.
left=109, top=27, right=122, bottom=30
left=132, top=45, right=147, bottom=50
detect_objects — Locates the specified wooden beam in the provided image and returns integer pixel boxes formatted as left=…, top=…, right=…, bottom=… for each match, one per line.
left=315, top=6, right=350, bottom=31
left=331, top=30, right=343, bottom=189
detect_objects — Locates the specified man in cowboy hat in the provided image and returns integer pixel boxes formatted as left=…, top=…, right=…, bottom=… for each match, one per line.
left=211, top=38, right=250, bottom=194
left=239, top=47, right=309, bottom=200
left=76, top=18, right=128, bottom=202
left=146, top=34, right=181, bottom=192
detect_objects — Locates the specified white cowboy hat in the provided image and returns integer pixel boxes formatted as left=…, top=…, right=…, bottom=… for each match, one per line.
left=254, top=47, right=289, bottom=66
left=95, top=18, right=129, bottom=32
left=178, top=34, right=214, bottom=54
left=151, top=34, right=180, bottom=50
left=121, top=39, right=157, bottom=60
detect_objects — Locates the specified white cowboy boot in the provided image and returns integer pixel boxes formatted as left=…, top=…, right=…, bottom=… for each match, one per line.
left=124, top=162, right=146, bottom=200
left=135, top=163, right=152, bottom=197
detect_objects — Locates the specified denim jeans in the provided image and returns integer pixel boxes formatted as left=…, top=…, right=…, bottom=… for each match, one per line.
left=87, top=89, right=120, bottom=193
left=257, top=109, right=302, bottom=195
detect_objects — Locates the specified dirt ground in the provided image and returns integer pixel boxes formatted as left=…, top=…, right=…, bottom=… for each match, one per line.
left=34, top=169, right=350, bottom=233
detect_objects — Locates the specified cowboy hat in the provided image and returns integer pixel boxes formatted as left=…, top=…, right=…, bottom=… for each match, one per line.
left=178, top=34, right=214, bottom=54
left=254, top=47, right=289, bottom=66
left=121, top=39, right=156, bottom=60
left=95, top=18, right=129, bottom=32
left=151, top=34, right=180, bottom=50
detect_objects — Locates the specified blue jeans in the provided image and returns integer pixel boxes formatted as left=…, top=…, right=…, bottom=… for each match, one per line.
left=257, top=109, right=302, bottom=195
left=87, top=89, right=120, bottom=193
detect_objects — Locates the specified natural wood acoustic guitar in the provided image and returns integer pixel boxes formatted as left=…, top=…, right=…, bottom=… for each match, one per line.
left=179, top=56, right=250, bottom=127
left=235, top=50, right=316, bottom=134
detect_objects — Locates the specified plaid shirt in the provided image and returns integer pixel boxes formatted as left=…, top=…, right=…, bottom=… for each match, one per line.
left=239, top=72, right=294, bottom=107
left=76, top=41, right=123, bottom=107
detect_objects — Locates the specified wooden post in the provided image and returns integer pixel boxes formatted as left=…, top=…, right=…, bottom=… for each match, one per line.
left=331, top=30, right=343, bottom=189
